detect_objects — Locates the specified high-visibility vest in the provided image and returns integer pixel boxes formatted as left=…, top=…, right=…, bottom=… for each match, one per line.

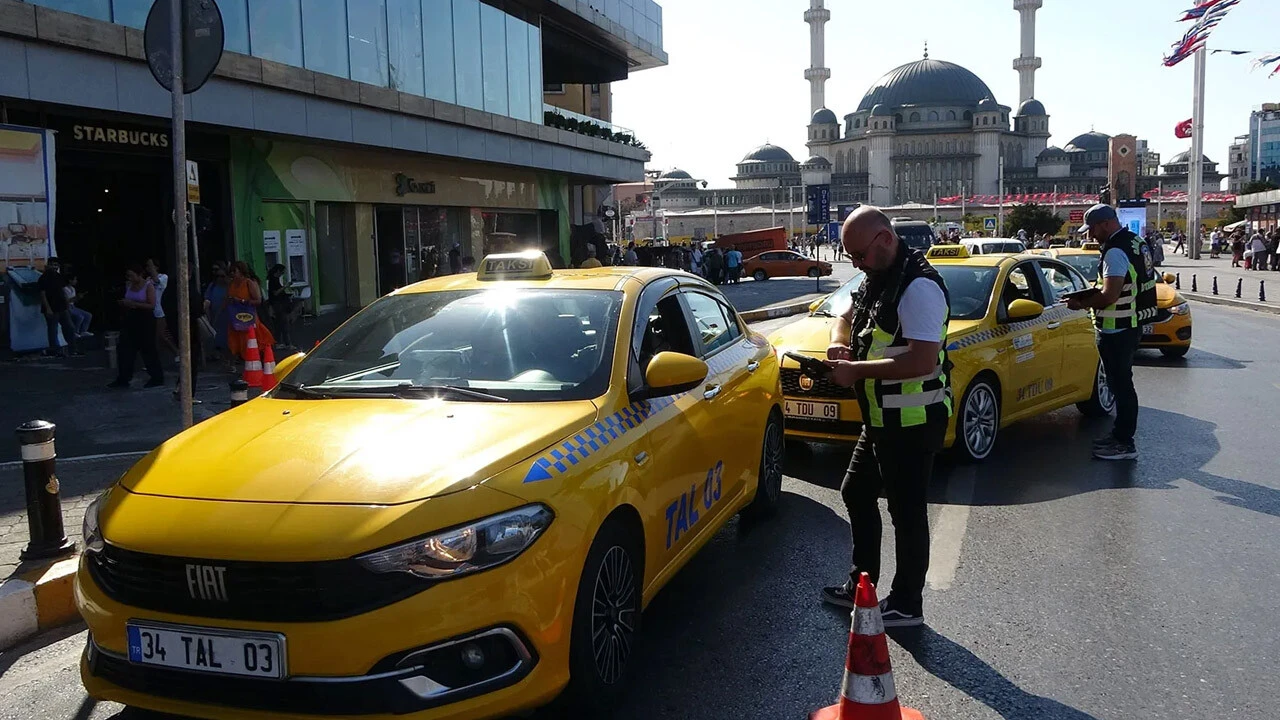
left=1095, top=230, right=1158, bottom=331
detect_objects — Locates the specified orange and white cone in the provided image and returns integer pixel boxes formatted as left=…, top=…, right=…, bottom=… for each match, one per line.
left=242, top=325, right=263, bottom=389
left=260, top=342, right=277, bottom=391
left=809, top=573, right=924, bottom=720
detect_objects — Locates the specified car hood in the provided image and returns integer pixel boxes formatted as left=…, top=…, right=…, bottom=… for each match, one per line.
left=121, top=398, right=599, bottom=505
left=768, top=314, right=983, bottom=356
left=1156, top=282, right=1184, bottom=307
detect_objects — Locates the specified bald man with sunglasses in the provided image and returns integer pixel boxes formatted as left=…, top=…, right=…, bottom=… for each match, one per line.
left=818, top=207, right=952, bottom=627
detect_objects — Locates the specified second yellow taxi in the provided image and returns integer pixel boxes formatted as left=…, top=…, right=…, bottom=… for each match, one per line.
left=769, top=244, right=1115, bottom=461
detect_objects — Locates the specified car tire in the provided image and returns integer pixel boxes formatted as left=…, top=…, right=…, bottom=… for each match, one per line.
left=807, top=267, right=821, bottom=278
left=956, top=376, right=1000, bottom=462
left=742, top=411, right=785, bottom=521
left=753, top=269, right=768, bottom=282
left=561, top=517, right=643, bottom=714
left=1076, top=361, right=1117, bottom=417
left=1160, top=346, right=1190, bottom=359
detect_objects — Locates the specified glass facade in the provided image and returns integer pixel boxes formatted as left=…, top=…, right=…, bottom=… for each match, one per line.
left=31, top=0, right=546, bottom=125
left=1249, top=112, right=1280, bottom=186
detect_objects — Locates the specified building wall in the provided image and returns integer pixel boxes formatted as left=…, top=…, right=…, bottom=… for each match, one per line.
left=543, top=83, right=612, bottom=121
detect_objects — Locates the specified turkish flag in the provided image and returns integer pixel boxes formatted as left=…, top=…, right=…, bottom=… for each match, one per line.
left=1175, top=119, right=1194, bottom=139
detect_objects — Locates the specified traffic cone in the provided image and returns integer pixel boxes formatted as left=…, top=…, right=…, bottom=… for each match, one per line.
left=242, top=325, right=263, bottom=389
left=260, top=342, right=278, bottom=391
left=809, top=574, right=924, bottom=720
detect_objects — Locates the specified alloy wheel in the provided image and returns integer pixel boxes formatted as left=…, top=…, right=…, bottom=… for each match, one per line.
left=761, top=421, right=784, bottom=503
left=964, top=383, right=998, bottom=458
left=590, top=546, right=637, bottom=685
left=1096, top=363, right=1115, bottom=412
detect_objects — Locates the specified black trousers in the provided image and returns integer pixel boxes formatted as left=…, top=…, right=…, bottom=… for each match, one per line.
left=1097, top=328, right=1142, bottom=444
left=116, top=312, right=163, bottom=384
left=840, top=422, right=945, bottom=613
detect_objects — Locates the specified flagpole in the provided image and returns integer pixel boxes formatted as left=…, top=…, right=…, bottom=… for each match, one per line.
left=1188, top=46, right=1206, bottom=259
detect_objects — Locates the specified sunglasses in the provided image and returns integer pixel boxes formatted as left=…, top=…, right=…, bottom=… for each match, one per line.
left=846, top=230, right=888, bottom=264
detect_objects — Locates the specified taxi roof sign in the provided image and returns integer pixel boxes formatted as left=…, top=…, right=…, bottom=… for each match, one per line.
left=477, top=251, right=554, bottom=281
left=927, top=244, right=970, bottom=259
left=1081, top=242, right=1101, bottom=251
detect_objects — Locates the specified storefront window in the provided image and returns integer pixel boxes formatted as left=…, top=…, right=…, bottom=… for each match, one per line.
left=452, top=0, right=484, bottom=110
left=387, top=0, right=425, bottom=95
left=248, top=0, right=303, bottom=67
left=218, top=0, right=251, bottom=54
left=479, top=3, right=509, bottom=116
left=506, top=15, right=531, bottom=123
left=347, top=0, right=389, bottom=87
left=301, top=0, right=350, bottom=79
left=28, top=0, right=109, bottom=21
left=527, top=21, right=542, bottom=123
left=422, top=0, right=456, bottom=103
left=109, top=0, right=150, bottom=28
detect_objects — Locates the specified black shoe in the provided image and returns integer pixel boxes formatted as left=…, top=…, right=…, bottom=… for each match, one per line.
left=879, top=596, right=925, bottom=628
left=1093, top=439, right=1138, bottom=461
left=820, top=583, right=855, bottom=609
left=143, top=378, right=165, bottom=389
left=1092, top=435, right=1115, bottom=448
left=107, top=380, right=129, bottom=389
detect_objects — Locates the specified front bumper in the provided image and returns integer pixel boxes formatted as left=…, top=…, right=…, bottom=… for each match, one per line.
left=781, top=395, right=864, bottom=443
left=1140, top=312, right=1192, bottom=348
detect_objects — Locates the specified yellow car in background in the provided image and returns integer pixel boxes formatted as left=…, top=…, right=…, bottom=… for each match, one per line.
left=1036, top=244, right=1192, bottom=359
left=769, top=245, right=1114, bottom=461
left=76, top=252, right=784, bottom=720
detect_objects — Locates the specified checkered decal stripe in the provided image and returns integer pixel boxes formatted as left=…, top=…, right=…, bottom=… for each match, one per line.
left=523, top=341, right=760, bottom=483
left=946, top=305, right=1083, bottom=352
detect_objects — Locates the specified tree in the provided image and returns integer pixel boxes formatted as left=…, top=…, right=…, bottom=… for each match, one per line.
left=1006, top=203, right=1065, bottom=237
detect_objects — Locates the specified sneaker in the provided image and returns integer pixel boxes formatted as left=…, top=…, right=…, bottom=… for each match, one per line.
left=820, top=583, right=855, bottom=609
left=1092, top=435, right=1115, bottom=448
left=879, top=597, right=925, bottom=628
left=1093, top=439, right=1138, bottom=461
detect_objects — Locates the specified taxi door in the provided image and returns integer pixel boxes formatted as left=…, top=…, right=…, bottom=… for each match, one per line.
left=1035, top=259, right=1098, bottom=399
left=998, top=260, right=1063, bottom=415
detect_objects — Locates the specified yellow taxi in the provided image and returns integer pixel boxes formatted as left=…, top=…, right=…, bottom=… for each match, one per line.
left=76, top=251, right=784, bottom=719
left=769, top=244, right=1115, bottom=461
left=1036, top=243, right=1192, bottom=358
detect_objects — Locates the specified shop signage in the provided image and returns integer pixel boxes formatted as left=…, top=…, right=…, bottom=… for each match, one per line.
left=394, top=173, right=437, bottom=196
left=70, top=123, right=170, bottom=150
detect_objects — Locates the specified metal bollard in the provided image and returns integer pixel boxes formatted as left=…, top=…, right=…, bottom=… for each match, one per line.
left=229, top=379, right=250, bottom=408
left=1191, top=274, right=1197, bottom=293
left=1261, top=281, right=1267, bottom=302
left=1212, top=276, right=1218, bottom=295
left=103, top=331, right=120, bottom=371
left=1236, top=278, right=1243, bottom=299
left=1175, top=273, right=1181, bottom=290
left=17, top=421, right=75, bottom=561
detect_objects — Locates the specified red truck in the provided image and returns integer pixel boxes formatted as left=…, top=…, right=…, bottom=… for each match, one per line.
left=711, top=227, right=788, bottom=257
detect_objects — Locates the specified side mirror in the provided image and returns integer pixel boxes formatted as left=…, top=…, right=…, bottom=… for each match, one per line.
left=274, top=352, right=306, bottom=381
left=1006, top=299, right=1044, bottom=322
left=637, top=352, right=709, bottom=400
left=1162, top=272, right=1176, bottom=285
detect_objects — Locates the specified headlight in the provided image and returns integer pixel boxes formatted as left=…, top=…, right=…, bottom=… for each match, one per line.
left=357, top=505, right=553, bottom=580
left=82, top=489, right=110, bottom=554
left=1170, top=302, right=1191, bottom=316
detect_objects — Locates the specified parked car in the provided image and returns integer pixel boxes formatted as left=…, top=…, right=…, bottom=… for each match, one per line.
left=743, top=250, right=833, bottom=281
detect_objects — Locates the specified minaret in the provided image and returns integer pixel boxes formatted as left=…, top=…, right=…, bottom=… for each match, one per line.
left=804, top=0, right=831, bottom=115
left=1013, top=0, right=1043, bottom=105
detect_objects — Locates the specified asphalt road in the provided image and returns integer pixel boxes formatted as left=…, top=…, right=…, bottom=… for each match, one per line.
left=3, top=301, right=1278, bottom=720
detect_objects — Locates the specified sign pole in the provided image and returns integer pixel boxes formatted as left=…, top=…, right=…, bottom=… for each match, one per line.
left=169, top=0, right=193, bottom=429
left=1187, top=47, right=1206, bottom=260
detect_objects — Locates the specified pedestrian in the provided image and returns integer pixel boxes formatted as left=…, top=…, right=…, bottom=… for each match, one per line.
left=819, top=206, right=952, bottom=627
left=705, top=247, right=724, bottom=284
left=579, top=245, right=603, bottom=268
left=226, top=260, right=275, bottom=365
left=108, top=264, right=164, bottom=388
left=1249, top=230, right=1268, bottom=272
left=1269, top=227, right=1280, bottom=271
left=37, top=257, right=81, bottom=357
left=1231, top=233, right=1246, bottom=268
left=1066, top=204, right=1157, bottom=461
left=65, top=272, right=93, bottom=338
left=145, top=258, right=179, bottom=361
left=266, top=264, right=296, bottom=348
left=725, top=245, right=743, bottom=283
left=691, top=244, right=705, bottom=277
left=203, top=262, right=231, bottom=367
left=1173, top=231, right=1186, bottom=255
left=1209, top=228, right=1222, bottom=258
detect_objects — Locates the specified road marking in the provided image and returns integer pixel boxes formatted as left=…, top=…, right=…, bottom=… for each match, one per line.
left=927, top=465, right=976, bottom=591
left=0, top=449, right=148, bottom=470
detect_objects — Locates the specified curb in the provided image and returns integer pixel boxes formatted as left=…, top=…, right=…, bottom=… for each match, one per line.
left=740, top=300, right=814, bottom=323
left=1181, top=291, right=1280, bottom=316
left=0, top=555, right=80, bottom=651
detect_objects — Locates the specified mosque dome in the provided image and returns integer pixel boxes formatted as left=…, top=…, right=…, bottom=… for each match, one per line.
left=856, top=59, right=997, bottom=112
left=1065, top=131, right=1111, bottom=153
left=740, top=143, right=796, bottom=164
left=811, top=108, right=838, bottom=125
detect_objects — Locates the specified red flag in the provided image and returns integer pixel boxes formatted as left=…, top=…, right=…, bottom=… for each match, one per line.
left=1175, top=119, right=1193, bottom=138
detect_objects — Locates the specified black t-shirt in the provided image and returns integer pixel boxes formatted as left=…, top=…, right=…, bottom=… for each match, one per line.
left=37, top=269, right=69, bottom=312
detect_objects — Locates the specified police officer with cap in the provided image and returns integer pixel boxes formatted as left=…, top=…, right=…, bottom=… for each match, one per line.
left=1066, top=203, right=1157, bottom=461
left=819, top=206, right=951, bottom=627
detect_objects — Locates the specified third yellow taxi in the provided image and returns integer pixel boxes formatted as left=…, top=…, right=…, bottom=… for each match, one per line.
left=75, top=251, right=783, bottom=720
left=1036, top=243, right=1192, bottom=358
left=768, top=243, right=1116, bottom=461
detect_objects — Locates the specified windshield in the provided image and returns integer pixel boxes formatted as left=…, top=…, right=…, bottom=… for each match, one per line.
left=814, top=271, right=867, bottom=316
left=1059, top=254, right=1100, bottom=279
left=895, top=226, right=936, bottom=250
left=935, top=265, right=999, bottom=320
left=284, top=289, right=623, bottom=401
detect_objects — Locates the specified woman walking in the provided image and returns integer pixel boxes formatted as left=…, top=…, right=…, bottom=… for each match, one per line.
left=226, top=261, right=274, bottom=364
left=108, top=264, right=164, bottom=388
left=203, top=261, right=231, bottom=367
left=146, top=258, right=179, bottom=360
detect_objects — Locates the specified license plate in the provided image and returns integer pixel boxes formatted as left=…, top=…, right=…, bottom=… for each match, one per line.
left=127, top=621, right=286, bottom=679
left=784, top=400, right=840, bottom=421
left=1142, top=324, right=1154, bottom=335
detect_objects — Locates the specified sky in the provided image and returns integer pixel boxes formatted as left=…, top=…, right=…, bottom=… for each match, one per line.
left=612, top=0, right=1280, bottom=189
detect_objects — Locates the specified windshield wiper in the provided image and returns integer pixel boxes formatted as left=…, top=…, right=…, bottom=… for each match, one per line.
left=811, top=309, right=836, bottom=318
left=274, top=382, right=395, bottom=400
left=389, top=384, right=510, bottom=402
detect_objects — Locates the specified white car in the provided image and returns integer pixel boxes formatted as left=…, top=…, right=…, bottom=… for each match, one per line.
left=961, top=238, right=1027, bottom=255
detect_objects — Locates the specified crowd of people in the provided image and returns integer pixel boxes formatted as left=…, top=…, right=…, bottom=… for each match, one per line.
left=582, top=240, right=747, bottom=284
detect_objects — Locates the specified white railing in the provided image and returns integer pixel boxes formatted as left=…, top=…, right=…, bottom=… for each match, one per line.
left=543, top=104, right=635, bottom=138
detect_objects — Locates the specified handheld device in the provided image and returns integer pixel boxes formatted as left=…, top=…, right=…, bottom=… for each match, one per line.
left=784, top=352, right=833, bottom=378
left=1059, top=287, right=1101, bottom=302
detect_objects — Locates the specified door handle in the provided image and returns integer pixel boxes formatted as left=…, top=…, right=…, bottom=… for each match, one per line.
left=746, top=361, right=760, bottom=372
left=1046, top=322, right=1061, bottom=330
left=703, top=385, right=722, bottom=400
left=634, top=451, right=650, bottom=466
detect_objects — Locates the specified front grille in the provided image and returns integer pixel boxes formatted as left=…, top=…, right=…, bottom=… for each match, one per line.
left=781, top=368, right=857, bottom=399
left=786, top=419, right=863, bottom=438
left=1149, top=307, right=1174, bottom=324
left=86, top=543, right=429, bottom=622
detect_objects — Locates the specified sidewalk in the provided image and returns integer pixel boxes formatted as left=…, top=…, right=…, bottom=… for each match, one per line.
left=1159, top=254, right=1280, bottom=302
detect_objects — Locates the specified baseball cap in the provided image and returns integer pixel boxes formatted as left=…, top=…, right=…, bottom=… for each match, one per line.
left=1083, top=204, right=1117, bottom=227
